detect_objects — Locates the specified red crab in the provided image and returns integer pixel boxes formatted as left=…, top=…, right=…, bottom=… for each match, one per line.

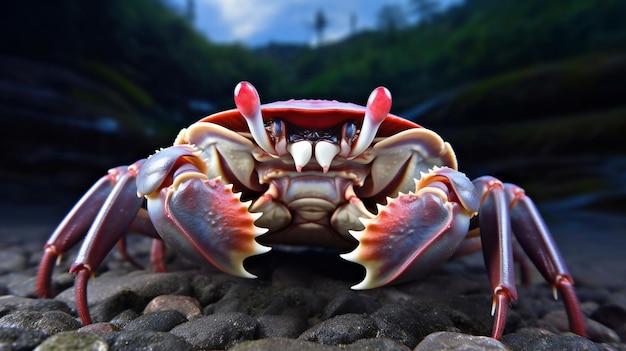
left=37, top=81, right=585, bottom=339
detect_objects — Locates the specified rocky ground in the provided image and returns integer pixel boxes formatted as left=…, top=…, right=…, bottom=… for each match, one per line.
left=0, top=183, right=625, bottom=351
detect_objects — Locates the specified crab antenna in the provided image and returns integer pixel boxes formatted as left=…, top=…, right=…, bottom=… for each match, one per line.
left=350, top=87, right=391, bottom=157
left=234, top=81, right=275, bottom=155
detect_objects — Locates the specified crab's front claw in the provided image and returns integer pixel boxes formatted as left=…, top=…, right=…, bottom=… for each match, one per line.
left=138, top=146, right=270, bottom=278
left=342, top=167, right=479, bottom=289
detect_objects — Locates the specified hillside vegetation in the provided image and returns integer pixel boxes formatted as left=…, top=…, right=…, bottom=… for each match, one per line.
left=1, top=0, right=625, bottom=193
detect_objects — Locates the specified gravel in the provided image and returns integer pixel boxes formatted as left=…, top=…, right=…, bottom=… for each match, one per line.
left=1, top=211, right=626, bottom=350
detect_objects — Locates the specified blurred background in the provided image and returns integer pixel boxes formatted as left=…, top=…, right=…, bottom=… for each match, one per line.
left=1, top=0, right=625, bottom=275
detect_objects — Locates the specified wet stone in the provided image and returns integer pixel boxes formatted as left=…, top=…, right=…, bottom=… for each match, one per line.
left=256, top=314, right=308, bottom=338
left=55, top=271, right=194, bottom=310
left=414, top=331, right=509, bottom=351
left=0, top=327, right=47, bottom=351
left=0, top=250, right=27, bottom=274
left=270, top=262, right=315, bottom=288
left=370, top=303, right=455, bottom=348
left=343, top=338, right=411, bottom=351
left=190, top=272, right=239, bottom=306
left=0, top=237, right=623, bottom=350
left=282, top=287, right=328, bottom=317
left=0, top=295, right=72, bottom=314
left=55, top=271, right=194, bottom=323
left=142, top=294, right=202, bottom=320
left=103, top=330, right=191, bottom=351
left=108, top=310, right=139, bottom=329
left=607, top=290, right=626, bottom=311
left=123, top=310, right=187, bottom=332
left=0, top=272, right=39, bottom=298
left=501, top=327, right=606, bottom=351
left=77, top=322, right=119, bottom=335
left=169, top=312, right=257, bottom=349
left=204, top=296, right=249, bottom=314
left=230, top=337, right=339, bottom=351
left=543, top=309, right=620, bottom=343
left=0, top=310, right=81, bottom=336
left=591, top=304, right=626, bottom=331
left=298, top=313, right=377, bottom=345
left=33, top=331, right=108, bottom=351
left=322, top=290, right=380, bottom=318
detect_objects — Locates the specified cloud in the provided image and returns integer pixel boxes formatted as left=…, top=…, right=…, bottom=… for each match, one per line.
left=200, top=0, right=283, bottom=41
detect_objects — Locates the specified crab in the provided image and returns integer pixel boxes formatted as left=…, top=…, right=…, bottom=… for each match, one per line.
left=37, top=81, right=585, bottom=339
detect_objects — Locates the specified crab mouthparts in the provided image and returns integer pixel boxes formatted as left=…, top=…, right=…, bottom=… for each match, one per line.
left=234, top=81, right=392, bottom=172
left=286, top=140, right=339, bottom=173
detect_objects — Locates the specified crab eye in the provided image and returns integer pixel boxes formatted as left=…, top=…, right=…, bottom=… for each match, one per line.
left=270, top=119, right=284, bottom=137
left=343, top=121, right=357, bottom=141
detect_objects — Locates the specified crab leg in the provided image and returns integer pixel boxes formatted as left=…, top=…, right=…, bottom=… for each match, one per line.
left=36, top=162, right=145, bottom=299
left=473, top=177, right=518, bottom=338
left=69, top=162, right=145, bottom=324
left=504, top=183, right=586, bottom=336
left=474, top=177, right=585, bottom=338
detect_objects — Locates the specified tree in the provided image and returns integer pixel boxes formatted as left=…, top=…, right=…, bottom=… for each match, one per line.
left=377, top=4, right=408, bottom=33
left=410, top=0, right=439, bottom=23
left=313, top=9, right=328, bottom=46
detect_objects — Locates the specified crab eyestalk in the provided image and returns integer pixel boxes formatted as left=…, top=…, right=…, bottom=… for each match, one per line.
left=350, top=87, right=392, bottom=157
left=234, top=81, right=276, bottom=156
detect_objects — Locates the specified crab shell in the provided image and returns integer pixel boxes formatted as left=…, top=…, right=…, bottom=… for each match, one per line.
left=137, top=82, right=478, bottom=289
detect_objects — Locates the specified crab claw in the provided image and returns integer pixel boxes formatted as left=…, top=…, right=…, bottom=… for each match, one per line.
left=342, top=167, right=477, bottom=289
left=139, top=146, right=270, bottom=278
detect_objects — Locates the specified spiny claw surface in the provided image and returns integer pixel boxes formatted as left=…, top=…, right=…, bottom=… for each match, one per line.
left=147, top=176, right=270, bottom=278
left=342, top=187, right=471, bottom=289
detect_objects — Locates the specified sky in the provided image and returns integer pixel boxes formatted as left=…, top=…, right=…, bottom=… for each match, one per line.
left=166, top=0, right=463, bottom=47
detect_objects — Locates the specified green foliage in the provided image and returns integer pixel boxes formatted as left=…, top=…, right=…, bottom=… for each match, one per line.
left=288, top=0, right=626, bottom=111
left=82, top=61, right=154, bottom=109
left=2, top=0, right=625, bottom=115
left=1, top=0, right=281, bottom=113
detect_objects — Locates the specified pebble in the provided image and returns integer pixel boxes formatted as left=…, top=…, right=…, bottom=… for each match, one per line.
left=414, top=331, right=510, bottom=350
left=55, top=270, right=194, bottom=323
left=1, top=239, right=625, bottom=350
left=123, top=310, right=187, bottom=332
left=370, top=303, right=455, bottom=348
left=0, top=295, right=72, bottom=314
left=322, top=290, right=380, bottom=318
left=256, top=314, right=308, bottom=338
left=142, top=294, right=202, bottom=319
left=33, top=331, right=108, bottom=351
left=501, top=327, right=607, bottom=351
left=0, top=250, right=27, bottom=274
left=103, top=330, right=191, bottom=351
left=0, top=327, right=47, bottom=351
left=78, top=322, right=119, bottom=335
left=0, top=310, right=81, bottom=335
left=299, top=313, right=377, bottom=345
left=230, top=337, right=340, bottom=351
left=169, top=311, right=258, bottom=349
left=543, top=309, right=621, bottom=343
